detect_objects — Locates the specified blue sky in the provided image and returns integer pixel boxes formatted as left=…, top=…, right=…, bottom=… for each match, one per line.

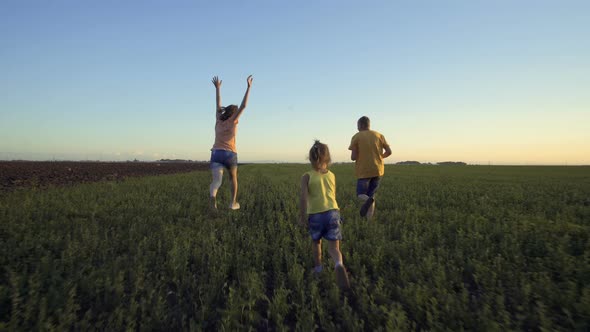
left=1, top=1, right=589, bottom=164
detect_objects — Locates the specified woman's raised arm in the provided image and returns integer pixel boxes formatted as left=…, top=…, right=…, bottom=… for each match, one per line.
left=235, top=75, right=253, bottom=119
left=212, top=76, right=222, bottom=112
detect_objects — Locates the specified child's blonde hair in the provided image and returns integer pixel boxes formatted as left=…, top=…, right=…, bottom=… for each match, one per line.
left=309, top=140, right=331, bottom=170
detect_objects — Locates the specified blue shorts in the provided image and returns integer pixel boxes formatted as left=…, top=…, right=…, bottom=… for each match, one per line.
left=356, top=176, right=382, bottom=197
left=210, top=149, right=238, bottom=169
left=308, top=209, right=343, bottom=241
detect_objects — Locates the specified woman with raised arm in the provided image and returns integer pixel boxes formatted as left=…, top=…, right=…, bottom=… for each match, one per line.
left=209, top=75, right=253, bottom=211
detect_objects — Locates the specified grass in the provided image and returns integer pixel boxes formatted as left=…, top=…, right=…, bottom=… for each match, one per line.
left=1, top=164, right=589, bottom=330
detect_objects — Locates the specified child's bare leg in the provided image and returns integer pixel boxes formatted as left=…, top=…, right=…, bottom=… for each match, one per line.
left=327, top=240, right=343, bottom=266
left=312, top=239, right=322, bottom=269
left=328, top=240, right=350, bottom=289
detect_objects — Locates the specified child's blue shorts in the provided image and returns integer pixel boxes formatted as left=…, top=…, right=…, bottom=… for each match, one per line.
left=210, top=149, right=238, bottom=169
left=308, top=209, right=343, bottom=241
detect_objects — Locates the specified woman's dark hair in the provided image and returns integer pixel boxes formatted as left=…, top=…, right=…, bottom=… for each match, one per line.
left=219, top=105, right=238, bottom=121
left=309, top=140, right=331, bottom=170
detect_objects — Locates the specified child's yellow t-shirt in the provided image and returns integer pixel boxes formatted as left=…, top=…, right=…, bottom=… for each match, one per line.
left=349, top=130, right=389, bottom=179
left=304, top=170, right=339, bottom=214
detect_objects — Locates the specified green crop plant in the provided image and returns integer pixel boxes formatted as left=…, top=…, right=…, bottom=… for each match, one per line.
left=1, top=164, right=589, bottom=330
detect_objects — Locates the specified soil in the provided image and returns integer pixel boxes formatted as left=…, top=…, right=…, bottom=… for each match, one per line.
left=0, top=161, right=210, bottom=192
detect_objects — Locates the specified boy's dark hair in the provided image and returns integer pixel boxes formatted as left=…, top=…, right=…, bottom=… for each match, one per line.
left=309, top=140, right=331, bottom=170
left=219, top=105, right=238, bottom=121
left=358, top=116, right=370, bottom=129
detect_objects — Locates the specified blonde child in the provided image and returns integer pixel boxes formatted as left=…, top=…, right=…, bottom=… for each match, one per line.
left=299, top=141, right=350, bottom=290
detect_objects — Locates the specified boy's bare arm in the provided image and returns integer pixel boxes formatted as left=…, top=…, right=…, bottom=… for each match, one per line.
left=350, top=145, right=358, bottom=161
left=382, top=145, right=392, bottom=159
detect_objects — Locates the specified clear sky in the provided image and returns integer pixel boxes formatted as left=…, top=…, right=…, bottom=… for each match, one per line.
left=1, top=1, right=589, bottom=165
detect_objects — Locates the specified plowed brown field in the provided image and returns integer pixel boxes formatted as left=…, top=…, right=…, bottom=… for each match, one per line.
left=0, top=161, right=209, bottom=191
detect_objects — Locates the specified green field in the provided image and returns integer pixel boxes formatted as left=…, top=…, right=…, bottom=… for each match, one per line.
left=1, top=164, right=590, bottom=331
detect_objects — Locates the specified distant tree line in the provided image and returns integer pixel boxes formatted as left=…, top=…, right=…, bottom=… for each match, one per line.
left=395, top=161, right=467, bottom=166
left=158, top=159, right=201, bottom=163
left=437, top=161, right=467, bottom=166
left=396, top=161, right=422, bottom=165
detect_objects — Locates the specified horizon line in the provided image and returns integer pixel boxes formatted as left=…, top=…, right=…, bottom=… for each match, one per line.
left=1, top=159, right=588, bottom=166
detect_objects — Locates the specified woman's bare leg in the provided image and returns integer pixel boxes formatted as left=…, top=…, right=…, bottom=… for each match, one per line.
left=228, top=166, right=239, bottom=209
left=209, top=166, right=224, bottom=210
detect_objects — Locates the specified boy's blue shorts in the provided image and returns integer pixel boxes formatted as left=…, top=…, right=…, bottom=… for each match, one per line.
left=356, top=176, right=382, bottom=197
left=308, top=209, right=343, bottom=241
left=210, top=149, right=238, bottom=169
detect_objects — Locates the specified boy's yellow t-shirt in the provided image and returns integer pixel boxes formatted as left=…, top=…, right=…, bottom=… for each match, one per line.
left=349, top=130, right=390, bottom=179
left=304, top=170, right=339, bottom=214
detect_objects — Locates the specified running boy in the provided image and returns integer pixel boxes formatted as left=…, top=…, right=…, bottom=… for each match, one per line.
left=348, top=116, right=392, bottom=219
left=299, top=141, right=350, bottom=290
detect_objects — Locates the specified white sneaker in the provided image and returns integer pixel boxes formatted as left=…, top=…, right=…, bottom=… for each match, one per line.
left=229, top=202, right=240, bottom=210
left=357, top=194, right=369, bottom=202
left=360, top=196, right=374, bottom=217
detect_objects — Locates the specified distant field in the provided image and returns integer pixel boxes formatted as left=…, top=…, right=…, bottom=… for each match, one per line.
left=1, top=164, right=589, bottom=330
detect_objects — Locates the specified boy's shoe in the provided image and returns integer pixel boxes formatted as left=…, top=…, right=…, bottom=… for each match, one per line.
left=360, top=197, right=375, bottom=217
left=335, top=264, right=350, bottom=290
left=229, top=202, right=240, bottom=210
left=357, top=194, right=369, bottom=202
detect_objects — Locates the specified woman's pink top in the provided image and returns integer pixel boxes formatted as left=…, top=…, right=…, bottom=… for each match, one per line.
left=212, top=113, right=239, bottom=152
